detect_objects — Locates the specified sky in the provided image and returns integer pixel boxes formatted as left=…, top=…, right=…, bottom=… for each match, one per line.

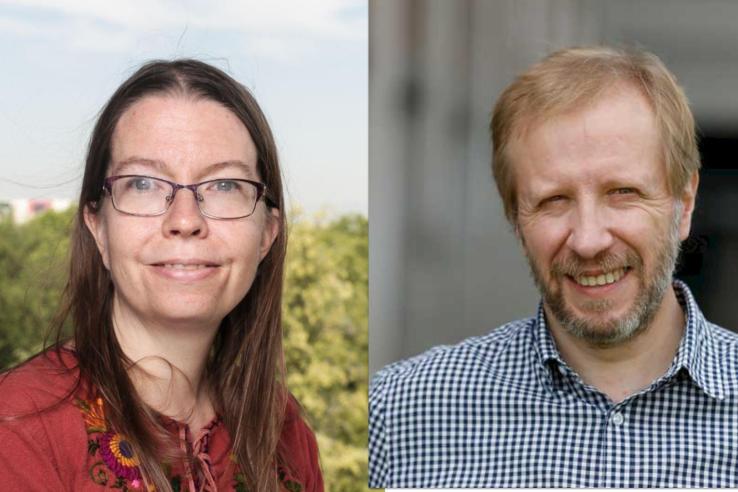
left=0, top=0, right=367, bottom=215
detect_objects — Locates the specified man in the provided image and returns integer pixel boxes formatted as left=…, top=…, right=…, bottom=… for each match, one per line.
left=369, top=46, right=738, bottom=488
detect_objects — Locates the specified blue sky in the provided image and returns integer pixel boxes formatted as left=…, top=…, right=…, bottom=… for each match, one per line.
left=0, top=0, right=367, bottom=215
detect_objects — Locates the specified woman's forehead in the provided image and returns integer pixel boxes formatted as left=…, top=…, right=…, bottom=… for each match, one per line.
left=108, top=157, right=259, bottom=182
left=110, top=95, right=258, bottom=179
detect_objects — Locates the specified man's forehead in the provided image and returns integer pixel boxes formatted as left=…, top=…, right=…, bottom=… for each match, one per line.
left=509, top=86, right=663, bottom=192
left=512, top=82, right=657, bottom=145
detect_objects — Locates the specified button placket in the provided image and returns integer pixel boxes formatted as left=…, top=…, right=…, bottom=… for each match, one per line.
left=600, top=407, right=627, bottom=487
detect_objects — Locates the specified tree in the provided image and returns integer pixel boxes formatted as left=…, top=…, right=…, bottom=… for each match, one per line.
left=0, top=208, right=73, bottom=367
left=283, top=212, right=368, bottom=491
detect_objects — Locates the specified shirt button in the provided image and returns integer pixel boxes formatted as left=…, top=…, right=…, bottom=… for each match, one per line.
left=611, top=412, right=624, bottom=426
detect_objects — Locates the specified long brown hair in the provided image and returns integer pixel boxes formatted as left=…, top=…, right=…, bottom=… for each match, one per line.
left=57, top=60, right=288, bottom=491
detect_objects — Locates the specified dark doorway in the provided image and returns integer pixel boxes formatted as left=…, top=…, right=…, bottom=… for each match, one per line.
left=677, top=133, right=738, bottom=333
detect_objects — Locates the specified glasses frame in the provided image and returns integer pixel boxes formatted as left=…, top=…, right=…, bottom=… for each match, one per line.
left=102, top=174, right=271, bottom=220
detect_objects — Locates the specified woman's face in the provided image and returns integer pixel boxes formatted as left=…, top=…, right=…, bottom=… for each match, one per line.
left=85, top=95, right=279, bottom=329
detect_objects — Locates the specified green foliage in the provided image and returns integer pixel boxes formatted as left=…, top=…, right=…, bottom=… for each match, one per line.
left=0, top=207, right=369, bottom=491
left=283, top=212, right=368, bottom=491
left=0, top=208, right=74, bottom=367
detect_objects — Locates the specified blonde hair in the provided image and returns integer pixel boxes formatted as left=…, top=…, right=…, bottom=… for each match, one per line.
left=491, top=46, right=700, bottom=224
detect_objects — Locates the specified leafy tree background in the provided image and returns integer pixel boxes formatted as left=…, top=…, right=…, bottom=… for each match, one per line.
left=0, top=207, right=368, bottom=491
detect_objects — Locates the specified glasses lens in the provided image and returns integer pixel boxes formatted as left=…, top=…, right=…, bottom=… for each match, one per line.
left=198, top=179, right=259, bottom=219
left=111, top=176, right=170, bottom=215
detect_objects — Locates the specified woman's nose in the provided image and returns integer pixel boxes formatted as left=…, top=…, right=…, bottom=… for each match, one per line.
left=161, top=188, right=208, bottom=238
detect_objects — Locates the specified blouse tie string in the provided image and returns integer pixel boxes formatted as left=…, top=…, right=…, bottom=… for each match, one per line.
left=192, top=425, right=217, bottom=492
left=177, top=425, right=198, bottom=492
left=176, top=421, right=219, bottom=492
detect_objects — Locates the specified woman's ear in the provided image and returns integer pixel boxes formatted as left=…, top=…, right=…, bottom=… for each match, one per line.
left=83, top=204, right=111, bottom=269
left=259, top=207, right=280, bottom=262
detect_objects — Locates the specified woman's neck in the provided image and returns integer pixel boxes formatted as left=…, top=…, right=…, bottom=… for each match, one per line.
left=111, top=296, right=219, bottom=430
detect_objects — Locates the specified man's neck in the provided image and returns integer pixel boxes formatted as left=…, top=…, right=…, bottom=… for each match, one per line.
left=547, top=286, right=685, bottom=404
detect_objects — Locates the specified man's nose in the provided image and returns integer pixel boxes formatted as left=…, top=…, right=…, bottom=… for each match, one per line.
left=565, top=203, right=614, bottom=259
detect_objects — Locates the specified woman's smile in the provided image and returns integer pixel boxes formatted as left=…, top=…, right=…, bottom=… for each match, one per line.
left=149, top=262, right=221, bottom=281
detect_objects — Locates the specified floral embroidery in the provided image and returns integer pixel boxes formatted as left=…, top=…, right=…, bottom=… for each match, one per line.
left=75, top=397, right=153, bottom=490
left=77, top=397, right=304, bottom=491
left=278, top=467, right=303, bottom=492
left=78, top=397, right=106, bottom=433
left=98, top=431, right=142, bottom=482
left=233, top=472, right=248, bottom=492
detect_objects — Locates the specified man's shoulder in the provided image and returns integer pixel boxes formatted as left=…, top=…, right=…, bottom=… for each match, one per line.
left=707, top=321, right=738, bottom=346
left=705, top=321, right=738, bottom=373
left=371, top=317, right=536, bottom=398
left=368, top=317, right=543, bottom=487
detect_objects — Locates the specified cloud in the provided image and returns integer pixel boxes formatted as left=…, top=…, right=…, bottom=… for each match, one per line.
left=0, top=13, right=46, bottom=36
left=0, top=0, right=367, bottom=55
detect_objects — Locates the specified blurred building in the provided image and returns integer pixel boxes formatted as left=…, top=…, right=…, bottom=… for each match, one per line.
left=370, top=0, right=738, bottom=374
left=0, top=198, right=73, bottom=224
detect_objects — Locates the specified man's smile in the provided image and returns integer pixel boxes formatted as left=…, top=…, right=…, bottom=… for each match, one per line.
left=572, top=267, right=629, bottom=287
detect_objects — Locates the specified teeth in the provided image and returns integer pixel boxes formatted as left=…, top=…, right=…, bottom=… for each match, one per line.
left=575, top=268, right=626, bottom=287
left=162, top=264, right=209, bottom=270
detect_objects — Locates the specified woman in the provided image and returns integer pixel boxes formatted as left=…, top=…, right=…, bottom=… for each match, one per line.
left=0, top=60, right=322, bottom=491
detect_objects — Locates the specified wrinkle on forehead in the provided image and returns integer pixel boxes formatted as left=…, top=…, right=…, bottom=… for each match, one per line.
left=512, top=84, right=664, bottom=203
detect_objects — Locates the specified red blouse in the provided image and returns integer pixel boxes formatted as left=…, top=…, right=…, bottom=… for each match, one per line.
left=0, top=349, right=323, bottom=491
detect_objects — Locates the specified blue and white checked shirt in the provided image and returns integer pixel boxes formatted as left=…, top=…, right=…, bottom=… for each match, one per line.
left=369, top=281, right=738, bottom=488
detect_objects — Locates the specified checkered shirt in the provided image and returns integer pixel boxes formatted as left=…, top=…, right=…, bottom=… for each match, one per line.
left=369, top=280, right=738, bottom=488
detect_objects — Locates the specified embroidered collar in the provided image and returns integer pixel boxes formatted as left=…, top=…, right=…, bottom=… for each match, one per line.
left=75, top=396, right=304, bottom=491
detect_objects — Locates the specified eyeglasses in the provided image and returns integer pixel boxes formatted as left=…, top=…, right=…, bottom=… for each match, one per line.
left=102, top=175, right=271, bottom=219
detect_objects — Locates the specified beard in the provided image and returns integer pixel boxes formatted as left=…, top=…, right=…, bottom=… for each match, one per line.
left=526, top=205, right=682, bottom=347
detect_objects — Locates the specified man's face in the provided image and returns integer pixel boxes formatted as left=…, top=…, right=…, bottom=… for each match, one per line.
left=509, top=84, right=696, bottom=346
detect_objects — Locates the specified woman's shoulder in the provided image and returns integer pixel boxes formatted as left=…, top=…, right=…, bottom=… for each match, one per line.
left=279, top=395, right=324, bottom=491
left=282, top=394, right=315, bottom=437
left=0, top=347, right=85, bottom=413
left=0, top=348, right=93, bottom=488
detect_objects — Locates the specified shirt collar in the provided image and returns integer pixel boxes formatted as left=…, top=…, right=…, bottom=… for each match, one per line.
left=532, top=279, right=725, bottom=400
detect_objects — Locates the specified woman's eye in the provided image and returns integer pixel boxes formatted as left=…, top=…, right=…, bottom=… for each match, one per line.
left=212, top=180, right=241, bottom=192
left=126, top=177, right=155, bottom=191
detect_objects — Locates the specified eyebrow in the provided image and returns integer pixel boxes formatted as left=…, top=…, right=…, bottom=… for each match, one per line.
left=110, top=157, right=258, bottom=181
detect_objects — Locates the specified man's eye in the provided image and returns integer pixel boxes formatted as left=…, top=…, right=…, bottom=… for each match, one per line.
left=542, top=195, right=566, bottom=205
left=611, top=188, right=636, bottom=195
left=534, top=195, right=567, bottom=212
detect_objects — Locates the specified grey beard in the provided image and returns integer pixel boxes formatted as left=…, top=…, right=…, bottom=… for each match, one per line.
left=528, top=203, right=683, bottom=347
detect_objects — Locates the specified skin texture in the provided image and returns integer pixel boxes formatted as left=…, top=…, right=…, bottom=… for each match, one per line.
left=509, top=83, right=699, bottom=402
left=84, top=95, right=279, bottom=429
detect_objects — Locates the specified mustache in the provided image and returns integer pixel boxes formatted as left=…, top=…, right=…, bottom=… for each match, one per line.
left=551, top=250, right=643, bottom=277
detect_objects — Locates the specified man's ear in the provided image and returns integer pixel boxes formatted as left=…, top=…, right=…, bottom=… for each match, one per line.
left=83, top=204, right=111, bottom=270
left=259, top=207, right=280, bottom=262
left=678, top=172, right=700, bottom=241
